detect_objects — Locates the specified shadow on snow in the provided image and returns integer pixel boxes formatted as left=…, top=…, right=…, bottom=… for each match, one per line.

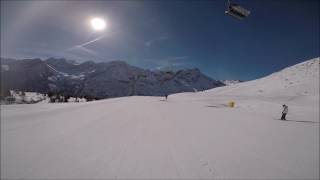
left=274, top=119, right=318, bottom=124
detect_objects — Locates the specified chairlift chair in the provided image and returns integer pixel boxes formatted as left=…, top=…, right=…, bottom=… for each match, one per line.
left=225, top=0, right=251, bottom=20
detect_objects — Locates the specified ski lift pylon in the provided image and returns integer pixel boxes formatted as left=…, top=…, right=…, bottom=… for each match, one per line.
left=225, top=0, right=250, bottom=20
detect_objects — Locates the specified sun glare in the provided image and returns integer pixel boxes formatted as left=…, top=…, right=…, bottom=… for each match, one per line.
left=90, top=17, right=106, bottom=31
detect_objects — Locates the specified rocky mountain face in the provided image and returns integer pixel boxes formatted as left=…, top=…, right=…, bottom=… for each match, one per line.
left=1, top=58, right=224, bottom=99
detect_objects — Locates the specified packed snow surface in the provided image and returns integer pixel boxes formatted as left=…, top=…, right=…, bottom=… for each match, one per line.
left=1, top=58, right=319, bottom=179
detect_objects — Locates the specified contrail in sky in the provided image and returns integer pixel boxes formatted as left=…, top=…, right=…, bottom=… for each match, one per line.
left=62, top=35, right=106, bottom=60
left=76, top=35, right=105, bottom=48
left=67, top=35, right=105, bottom=51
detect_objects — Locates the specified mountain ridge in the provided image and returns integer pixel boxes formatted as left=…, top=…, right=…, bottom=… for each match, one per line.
left=1, top=57, right=224, bottom=99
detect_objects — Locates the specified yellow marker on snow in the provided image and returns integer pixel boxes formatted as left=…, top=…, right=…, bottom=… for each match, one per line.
left=228, top=101, right=235, bottom=108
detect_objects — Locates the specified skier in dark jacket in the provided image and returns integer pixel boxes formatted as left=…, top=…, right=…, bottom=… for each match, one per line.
left=281, top=104, right=288, bottom=120
left=165, top=94, right=168, bottom=101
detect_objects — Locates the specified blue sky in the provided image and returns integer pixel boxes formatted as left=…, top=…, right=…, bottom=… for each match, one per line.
left=1, top=0, right=319, bottom=80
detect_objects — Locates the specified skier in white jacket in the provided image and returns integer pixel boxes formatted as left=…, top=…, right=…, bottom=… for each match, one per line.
left=281, top=104, right=288, bottom=120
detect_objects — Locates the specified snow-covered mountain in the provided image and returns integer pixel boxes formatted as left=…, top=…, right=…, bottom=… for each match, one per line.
left=1, top=58, right=224, bottom=98
left=1, top=57, right=319, bottom=179
left=207, top=57, right=319, bottom=98
left=4, top=90, right=47, bottom=104
left=221, top=79, right=243, bottom=86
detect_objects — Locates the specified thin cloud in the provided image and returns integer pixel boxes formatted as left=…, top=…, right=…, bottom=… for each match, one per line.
left=153, top=56, right=190, bottom=70
left=145, top=36, right=168, bottom=47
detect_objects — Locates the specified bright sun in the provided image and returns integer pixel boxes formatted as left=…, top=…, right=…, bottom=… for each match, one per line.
left=90, top=18, right=106, bottom=31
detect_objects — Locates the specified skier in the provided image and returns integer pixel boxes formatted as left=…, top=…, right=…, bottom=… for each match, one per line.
left=281, top=104, right=288, bottom=120
left=165, top=94, right=168, bottom=101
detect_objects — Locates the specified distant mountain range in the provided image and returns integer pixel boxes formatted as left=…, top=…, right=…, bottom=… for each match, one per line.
left=1, top=58, right=225, bottom=99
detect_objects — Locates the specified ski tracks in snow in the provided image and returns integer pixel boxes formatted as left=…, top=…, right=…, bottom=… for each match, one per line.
left=1, top=95, right=318, bottom=179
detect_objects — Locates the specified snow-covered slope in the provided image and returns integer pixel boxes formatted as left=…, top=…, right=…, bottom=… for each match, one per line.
left=210, top=58, right=319, bottom=97
left=1, top=58, right=319, bottom=179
